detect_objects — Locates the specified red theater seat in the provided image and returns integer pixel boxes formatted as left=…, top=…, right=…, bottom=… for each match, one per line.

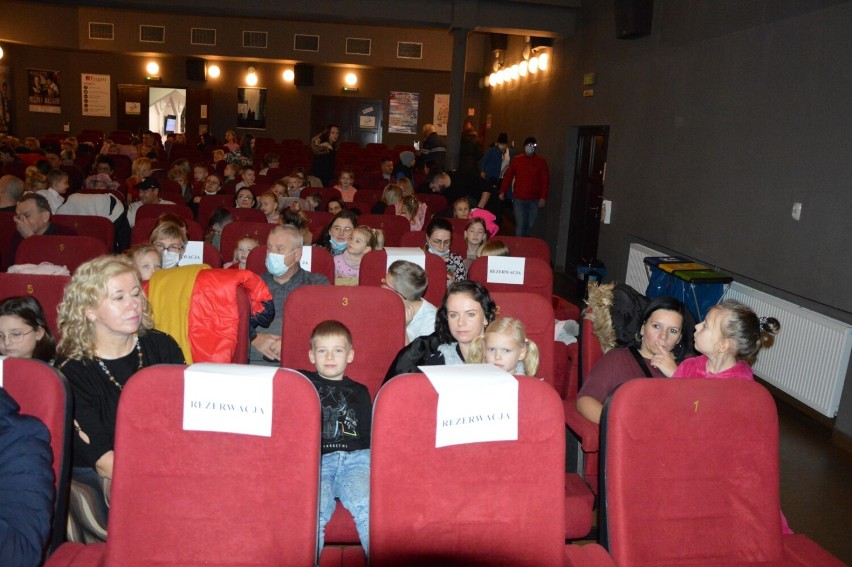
left=52, top=214, right=115, bottom=252
left=46, top=366, right=322, bottom=567
left=468, top=255, right=554, bottom=307
left=0, top=273, right=70, bottom=336
left=599, top=379, right=844, bottom=567
left=358, top=249, right=448, bottom=308
left=219, top=221, right=273, bottom=262
left=15, top=235, right=108, bottom=273
left=370, top=373, right=605, bottom=566
left=2, top=357, right=72, bottom=553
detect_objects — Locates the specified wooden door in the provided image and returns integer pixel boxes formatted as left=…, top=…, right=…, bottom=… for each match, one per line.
left=116, top=84, right=148, bottom=135
left=565, top=126, right=608, bottom=268
left=310, top=95, right=383, bottom=146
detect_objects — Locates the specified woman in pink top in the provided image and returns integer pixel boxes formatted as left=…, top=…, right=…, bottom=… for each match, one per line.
left=667, top=299, right=780, bottom=380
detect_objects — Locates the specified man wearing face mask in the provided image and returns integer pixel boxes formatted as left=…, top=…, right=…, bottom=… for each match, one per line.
left=498, top=136, right=549, bottom=237
left=480, top=133, right=515, bottom=225
left=250, top=225, right=329, bottom=366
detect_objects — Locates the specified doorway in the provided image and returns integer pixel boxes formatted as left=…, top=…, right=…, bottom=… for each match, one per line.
left=310, top=95, right=383, bottom=146
left=149, top=87, right=186, bottom=137
left=565, top=126, right=609, bottom=270
left=116, top=85, right=210, bottom=141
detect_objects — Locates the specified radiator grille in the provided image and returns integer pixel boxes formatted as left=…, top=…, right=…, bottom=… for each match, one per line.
left=89, top=22, right=114, bottom=41
left=397, top=41, right=423, bottom=59
left=625, top=242, right=851, bottom=417
left=191, top=28, right=216, bottom=46
left=346, top=37, right=371, bottom=56
left=243, top=31, right=268, bottom=49
left=294, top=34, right=320, bottom=52
left=139, top=25, right=165, bottom=43
left=723, top=283, right=851, bottom=417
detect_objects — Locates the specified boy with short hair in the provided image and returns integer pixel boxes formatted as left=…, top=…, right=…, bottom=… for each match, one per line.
left=301, top=320, right=371, bottom=554
left=386, top=260, right=437, bottom=343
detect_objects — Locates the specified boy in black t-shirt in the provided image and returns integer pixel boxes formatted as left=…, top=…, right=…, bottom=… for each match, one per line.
left=301, top=320, right=371, bottom=555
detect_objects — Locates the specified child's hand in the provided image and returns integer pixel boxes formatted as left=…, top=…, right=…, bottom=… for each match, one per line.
left=650, top=351, right=677, bottom=377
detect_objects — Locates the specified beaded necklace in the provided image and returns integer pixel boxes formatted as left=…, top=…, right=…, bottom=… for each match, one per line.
left=95, top=338, right=143, bottom=392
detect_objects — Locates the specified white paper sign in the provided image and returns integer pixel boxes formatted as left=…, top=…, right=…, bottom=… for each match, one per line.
left=385, top=247, right=426, bottom=271
left=82, top=73, right=111, bottom=117
left=183, top=363, right=276, bottom=437
left=0, top=356, right=6, bottom=387
left=486, top=256, right=526, bottom=285
left=300, top=245, right=313, bottom=271
left=178, top=241, right=204, bottom=266
left=421, top=364, right=518, bottom=448
left=125, top=102, right=140, bottom=115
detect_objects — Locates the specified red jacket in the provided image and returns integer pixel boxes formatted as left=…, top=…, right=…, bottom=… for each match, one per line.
left=499, top=154, right=550, bottom=201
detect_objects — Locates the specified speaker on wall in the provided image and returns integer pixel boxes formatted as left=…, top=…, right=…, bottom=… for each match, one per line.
left=614, top=0, right=654, bottom=39
left=186, top=58, right=206, bottom=81
left=294, top=64, right=314, bottom=87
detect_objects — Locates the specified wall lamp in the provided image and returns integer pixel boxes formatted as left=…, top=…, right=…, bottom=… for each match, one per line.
left=246, top=66, right=258, bottom=86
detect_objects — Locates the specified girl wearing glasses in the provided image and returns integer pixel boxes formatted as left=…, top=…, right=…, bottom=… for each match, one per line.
left=315, top=210, right=359, bottom=257
left=0, top=296, right=56, bottom=361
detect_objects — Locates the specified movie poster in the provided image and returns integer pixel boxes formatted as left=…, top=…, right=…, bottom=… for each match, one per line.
left=28, top=68, right=61, bottom=113
left=388, top=91, right=419, bottom=134
left=0, top=66, right=12, bottom=133
left=433, top=94, right=450, bottom=136
left=237, top=87, right=266, bottom=130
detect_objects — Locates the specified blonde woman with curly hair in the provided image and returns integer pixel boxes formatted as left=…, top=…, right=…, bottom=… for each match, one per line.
left=56, top=255, right=184, bottom=542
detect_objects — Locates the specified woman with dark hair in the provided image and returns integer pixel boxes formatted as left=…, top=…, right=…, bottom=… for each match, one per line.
left=576, top=296, right=691, bottom=424
left=310, top=124, right=340, bottom=186
left=239, top=133, right=254, bottom=161
left=384, top=280, right=497, bottom=382
left=0, top=296, right=56, bottom=361
left=424, top=217, right=466, bottom=282
left=315, top=209, right=359, bottom=256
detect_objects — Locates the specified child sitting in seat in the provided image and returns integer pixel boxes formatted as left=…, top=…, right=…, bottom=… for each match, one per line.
left=39, top=169, right=70, bottom=213
left=468, top=316, right=540, bottom=376
left=224, top=237, right=258, bottom=270
left=258, top=191, right=281, bottom=224
left=334, top=168, right=358, bottom=202
left=126, top=244, right=162, bottom=282
left=654, top=299, right=780, bottom=380
left=235, top=166, right=256, bottom=191
left=384, top=260, right=437, bottom=343
left=300, top=320, right=371, bottom=554
left=334, top=225, right=383, bottom=286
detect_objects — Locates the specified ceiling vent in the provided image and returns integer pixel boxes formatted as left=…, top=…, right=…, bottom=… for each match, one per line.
left=242, top=30, right=268, bottom=49
left=191, top=28, right=216, bottom=46
left=397, top=41, right=423, bottom=60
left=346, top=37, right=371, bottom=56
left=294, top=34, right=320, bottom=52
left=88, top=22, right=114, bottom=41
left=140, top=25, right=165, bottom=43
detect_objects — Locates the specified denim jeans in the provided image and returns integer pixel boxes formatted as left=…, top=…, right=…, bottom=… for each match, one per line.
left=319, top=449, right=370, bottom=554
left=513, top=198, right=540, bottom=237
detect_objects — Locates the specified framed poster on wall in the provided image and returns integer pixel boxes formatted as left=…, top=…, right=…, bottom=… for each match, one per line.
left=434, top=94, right=449, bottom=136
left=28, top=69, right=61, bottom=113
left=82, top=73, right=111, bottom=117
left=237, top=87, right=267, bottom=130
left=388, top=91, right=419, bottom=134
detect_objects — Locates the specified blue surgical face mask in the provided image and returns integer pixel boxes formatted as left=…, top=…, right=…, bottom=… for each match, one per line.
left=330, top=238, right=348, bottom=252
left=428, top=244, right=448, bottom=258
left=265, top=250, right=296, bottom=277
left=162, top=250, right=181, bottom=269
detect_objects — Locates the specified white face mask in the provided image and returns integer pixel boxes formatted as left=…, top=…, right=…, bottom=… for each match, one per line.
left=162, top=250, right=181, bottom=269
left=524, top=144, right=536, bottom=157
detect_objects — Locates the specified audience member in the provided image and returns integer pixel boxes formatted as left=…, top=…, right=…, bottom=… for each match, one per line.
left=224, top=237, right=258, bottom=270
left=250, top=225, right=329, bottom=365
left=203, top=207, right=233, bottom=250
left=235, top=166, right=256, bottom=191
left=316, top=209, right=358, bottom=257
left=384, top=260, right=437, bottom=343
left=222, top=130, right=239, bottom=153
left=127, top=179, right=175, bottom=228
left=125, top=244, right=161, bottom=282
left=463, top=217, right=488, bottom=270
left=258, top=191, right=281, bottom=223
left=234, top=187, right=257, bottom=209
left=423, top=217, right=466, bottom=282
left=334, top=225, right=383, bottom=286
left=36, top=168, right=68, bottom=213
left=576, top=297, right=690, bottom=424
left=0, top=174, right=24, bottom=212
left=384, top=280, right=496, bottom=381
left=300, top=320, right=371, bottom=554
left=326, top=198, right=345, bottom=215
left=56, top=255, right=184, bottom=543
left=310, top=124, right=340, bottom=186
left=0, top=296, right=56, bottom=361
left=281, top=208, right=313, bottom=245
left=149, top=219, right=188, bottom=269
left=258, top=153, right=280, bottom=175
left=418, top=124, right=446, bottom=170
left=468, top=316, right=540, bottom=375
left=3, top=193, right=77, bottom=271
left=334, top=167, right=357, bottom=202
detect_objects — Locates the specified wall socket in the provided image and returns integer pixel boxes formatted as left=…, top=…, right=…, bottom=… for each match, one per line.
left=792, top=202, right=802, bottom=221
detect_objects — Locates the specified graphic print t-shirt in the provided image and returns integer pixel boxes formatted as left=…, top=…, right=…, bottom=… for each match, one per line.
left=301, top=371, right=372, bottom=454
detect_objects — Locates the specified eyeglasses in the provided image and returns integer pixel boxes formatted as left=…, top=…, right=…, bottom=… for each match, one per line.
left=205, top=179, right=221, bottom=186
left=331, top=225, right=353, bottom=234
left=154, top=242, right=185, bottom=253
left=0, top=329, right=35, bottom=344
left=429, top=237, right=451, bottom=248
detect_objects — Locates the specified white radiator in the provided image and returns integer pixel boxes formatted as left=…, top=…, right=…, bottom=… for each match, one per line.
left=625, top=243, right=852, bottom=417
